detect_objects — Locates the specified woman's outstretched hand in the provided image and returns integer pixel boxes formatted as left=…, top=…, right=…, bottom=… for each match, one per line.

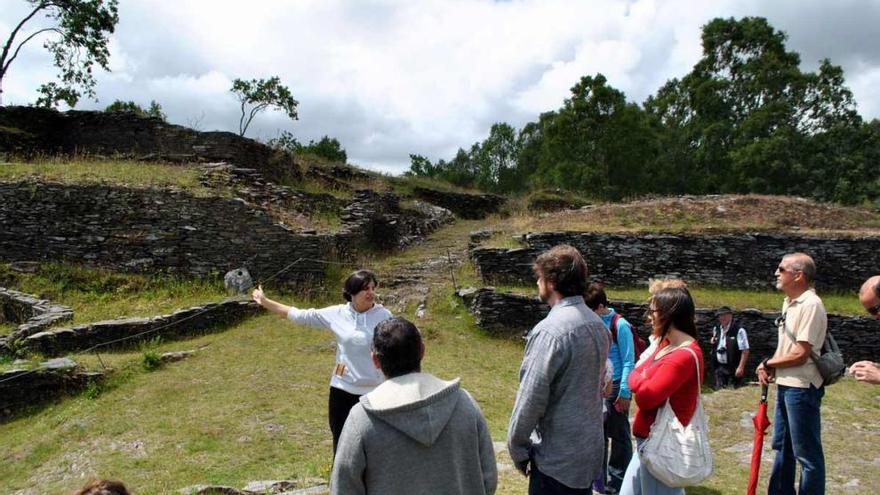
left=252, top=285, right=266, bottom=306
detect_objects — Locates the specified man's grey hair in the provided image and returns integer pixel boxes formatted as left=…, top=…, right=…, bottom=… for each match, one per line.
left=783, top=253, right=816, bottom=283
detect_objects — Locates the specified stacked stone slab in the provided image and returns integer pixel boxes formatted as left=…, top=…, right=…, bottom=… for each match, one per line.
left=470, top=231, right=880, bottom=291
left=458, top=287, right=880, bottom=381
left=0, top=287, right=73, bottom=340
left=413, top=187, right=506, bottom=219
left=0, top=181, right=328, bottom=284
left=0, top=358, right=103, bottom=418
left=24, top=299, right=260, bottom=357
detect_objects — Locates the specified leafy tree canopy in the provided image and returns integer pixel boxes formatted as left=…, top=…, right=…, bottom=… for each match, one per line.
left=231, top=76, right=298, bottom=137
left=1, top=0, right=119, bottom=108
left=105, top=99, right=166, bottom=121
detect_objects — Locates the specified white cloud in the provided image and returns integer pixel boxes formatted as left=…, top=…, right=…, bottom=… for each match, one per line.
left=2, top=0, right=879, bottom=174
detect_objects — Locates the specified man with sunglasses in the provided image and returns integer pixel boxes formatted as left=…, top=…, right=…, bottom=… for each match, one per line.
left=851, top=276, right=880, bottom=384
left=757, top=253, right=827, bottom=495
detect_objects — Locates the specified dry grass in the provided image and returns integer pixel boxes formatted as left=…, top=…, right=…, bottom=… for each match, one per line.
left=0, top=159, right=213, bottom=195
left=490, top=194, right=880, bottom=236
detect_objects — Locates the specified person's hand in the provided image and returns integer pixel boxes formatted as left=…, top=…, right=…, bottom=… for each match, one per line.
left=735, top=366, right=745, bottom=378
left=757, top=363, right=773, bottom=385
left=614, top=396, right=631, bottom=413
left=514, top=458, right=530, bottom=477
left=710, top=336, right=717, bottom=345
left=850, top=361, right=880, bottom=384
left=602, top=380, right=613, bottom=398
left=252, top=285, right=265, bottom=306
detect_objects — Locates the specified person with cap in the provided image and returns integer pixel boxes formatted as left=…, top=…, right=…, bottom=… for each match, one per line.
left=709, top=305, right=750, bottom=389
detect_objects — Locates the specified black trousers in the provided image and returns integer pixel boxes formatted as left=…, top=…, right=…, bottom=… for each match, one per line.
left=529, top=463, right=592, bottom=495
left=604, top=382, right=633, bottom=492
left=328, top=386, right=362, bottom=454
left=714, top=366, right=742, bottom=389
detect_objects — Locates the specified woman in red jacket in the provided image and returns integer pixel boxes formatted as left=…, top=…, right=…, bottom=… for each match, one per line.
left=620, top=286, right=705, bottom=495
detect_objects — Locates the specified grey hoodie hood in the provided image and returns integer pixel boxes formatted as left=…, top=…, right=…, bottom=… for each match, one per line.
left=359, top=373, right=461, bottom=447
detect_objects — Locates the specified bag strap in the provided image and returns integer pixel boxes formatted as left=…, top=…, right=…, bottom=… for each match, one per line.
left=779, top=313, right=823, bottom=363
left=681, top=345, right=702, bottom=391
left=610, top=312, right=620, bottom=344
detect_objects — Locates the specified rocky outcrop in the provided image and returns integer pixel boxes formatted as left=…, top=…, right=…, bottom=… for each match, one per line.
left=471, top=231, right=880, bottom=291
left=1, top=287, right=73, bottom=341
left=0, top=106, right=301, bottom=183
left=24, top=299, right=260, bottom=357
left=0, top=357, right=103, bottom=418
left=413, top=187, right=505, bottom=219
left=457, top=287, right=880, bottom=381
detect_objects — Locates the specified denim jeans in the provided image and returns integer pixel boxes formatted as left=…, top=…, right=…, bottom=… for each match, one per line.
left=619, top=437, right=684, bottom=495
left=604, top=381, right=634, bottom=493
left=768, top=384, right=825, bottom=495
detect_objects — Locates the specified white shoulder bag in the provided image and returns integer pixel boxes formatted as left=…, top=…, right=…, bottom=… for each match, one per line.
left=639, top=346, right=713, bottom=487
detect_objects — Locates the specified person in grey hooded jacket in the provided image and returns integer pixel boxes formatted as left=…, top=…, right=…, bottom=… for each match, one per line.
left=330, top=317, right=497, bottom=495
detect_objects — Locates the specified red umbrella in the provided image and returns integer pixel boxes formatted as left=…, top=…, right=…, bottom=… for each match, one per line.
left=747, top=384, right=772, bottom=495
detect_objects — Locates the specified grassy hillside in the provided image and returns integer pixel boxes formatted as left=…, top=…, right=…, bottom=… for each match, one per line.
left=1, top=225, right=878, bottom=494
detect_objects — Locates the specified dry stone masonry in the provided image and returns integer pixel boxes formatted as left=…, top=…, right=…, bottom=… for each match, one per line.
left=0, top=357, right=103, bottom=418
left=24, top=299, right=260, bottom=357
left=457, top=287, right=880, bottom=382
left=0, top=287, right=73, bottom=341
left=413, top=187, right=506, bottom=219
left=0, top=180, right=328, bottom=284
left=470, top=231, right=880, bottom=291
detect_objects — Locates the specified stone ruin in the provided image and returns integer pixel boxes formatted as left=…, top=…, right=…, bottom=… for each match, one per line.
left=469, top=230, right=880, bottom=292
left=0, top=287, right=73, bottom=352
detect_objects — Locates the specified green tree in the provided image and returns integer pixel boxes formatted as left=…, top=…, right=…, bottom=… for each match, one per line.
left=646, top=17, right=861, bottom=196
left=473, top=122, right=520, bottom=192
left=407, top=154, right=435, bottom=177
left=302, top=135, right=347, bottom=162
left=537, top=74, right=654, bottom=199
left=1, top=0, right=119, bottom=107
left=230, top=76, right=298, bottom=137
left=104, top=99, right=166, bottom=121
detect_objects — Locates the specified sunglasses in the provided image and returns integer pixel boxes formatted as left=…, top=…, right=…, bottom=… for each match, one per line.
left=776, top=265, right=800, bottom=273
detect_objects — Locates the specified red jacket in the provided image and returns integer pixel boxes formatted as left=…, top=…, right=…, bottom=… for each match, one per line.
left=628, top=340, right=704, bottom=439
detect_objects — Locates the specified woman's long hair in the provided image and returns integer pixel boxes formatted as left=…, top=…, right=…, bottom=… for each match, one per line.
left=651, top=286, right=698, bottom=340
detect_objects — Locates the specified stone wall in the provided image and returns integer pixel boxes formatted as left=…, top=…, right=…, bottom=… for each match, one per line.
left=458, top=287, right=880, bottom=381
left=0, top=287, right=73, bottom=340
left=471, top=232, right=880, bottom=291
left=0, top=181, right=328, bottom=284
left=0, top=358, right=103, bottom=418
left=413, top=187, right=506, bottom=219
left=0, top=106, right=301, bottom=183
left=24, top=299, right=260, bottom=357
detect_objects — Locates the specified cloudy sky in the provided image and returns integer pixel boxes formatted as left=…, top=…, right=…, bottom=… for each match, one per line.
left=2, top=0, right=879, bottom=173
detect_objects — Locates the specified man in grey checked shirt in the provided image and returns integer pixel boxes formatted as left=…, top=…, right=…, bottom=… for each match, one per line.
left=508, top=244, right=609, bottom=495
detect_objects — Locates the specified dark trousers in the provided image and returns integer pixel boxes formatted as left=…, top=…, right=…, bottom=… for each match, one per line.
left=529, top=463, right=592, bottom=495
left=604, top=382, right=633, bottom=493
left=714, top=366, right=741, bottom=389
left=328, top=386, right=362, bottom=454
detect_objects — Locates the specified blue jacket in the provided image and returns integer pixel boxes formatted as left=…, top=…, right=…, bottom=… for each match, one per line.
left=599, top=309, right=635, bottom=399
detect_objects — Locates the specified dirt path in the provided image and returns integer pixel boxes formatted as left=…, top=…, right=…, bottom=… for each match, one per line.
left=374, top=219, right=484, bottom=315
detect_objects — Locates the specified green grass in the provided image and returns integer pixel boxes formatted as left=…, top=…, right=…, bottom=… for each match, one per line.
left=0, top=159, right=215, bottom=195
left=0, top=263, right=228, bottom=326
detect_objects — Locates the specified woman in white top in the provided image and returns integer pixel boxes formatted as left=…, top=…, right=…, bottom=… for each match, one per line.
left=252, top=270, right=393, bottom=453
